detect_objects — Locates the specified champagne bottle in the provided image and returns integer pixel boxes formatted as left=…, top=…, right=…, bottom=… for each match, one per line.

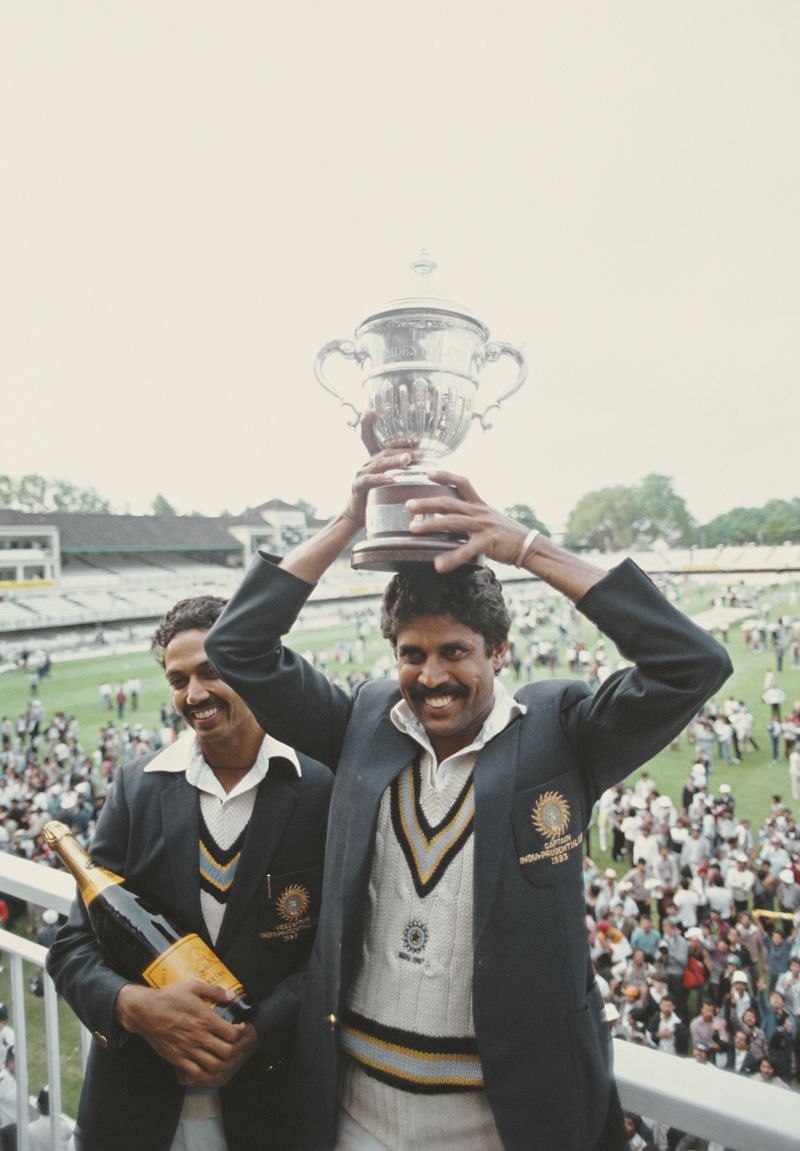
left=42, top=820, right=252, bottom=1023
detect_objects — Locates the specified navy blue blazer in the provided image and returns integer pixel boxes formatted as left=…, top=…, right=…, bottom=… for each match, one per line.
left=47, top=747, right=332, bottom=1151
left=206, top=556, right=732, bottom=1151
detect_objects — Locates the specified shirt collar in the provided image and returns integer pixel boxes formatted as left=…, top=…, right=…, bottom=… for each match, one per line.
left=389, top=677, right=526, bottom=760
left=144, top=729, right=301, bottom=798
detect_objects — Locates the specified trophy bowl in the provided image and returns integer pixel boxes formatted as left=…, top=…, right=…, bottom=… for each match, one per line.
left=315, top=256, right=526, bottom=571
left=358, top=307, right=488, bottom=457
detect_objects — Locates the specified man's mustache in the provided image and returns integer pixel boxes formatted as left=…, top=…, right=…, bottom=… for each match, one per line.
left=409, top=685, right=469, bottom=702
left=186, top=697, right=225, bottom=715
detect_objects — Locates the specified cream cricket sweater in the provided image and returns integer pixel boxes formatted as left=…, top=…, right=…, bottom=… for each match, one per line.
left=338, top=683, right=524, bottom=1151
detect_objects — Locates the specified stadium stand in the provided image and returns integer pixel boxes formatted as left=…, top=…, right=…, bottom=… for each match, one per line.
left=2, top=505, right=799, bottom=640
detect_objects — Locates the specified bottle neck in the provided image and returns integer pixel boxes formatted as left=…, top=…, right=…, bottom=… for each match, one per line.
left=44, top=822, right=123, bottom=907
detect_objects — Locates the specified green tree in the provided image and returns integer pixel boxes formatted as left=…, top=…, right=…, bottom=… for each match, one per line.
left=632, top=473, right=695, bottom=546
left=17, top=474, right=49, bottom=512
left=701, top=499, right=800, bottom=546
left=702, top=506, right=761, bottom=546
left=51, top=480, right=111, bottom=513
left=564, top=485, right=638, bottom=551
left=564, top=475, right=696, bottom=551
left=761, top=498, right=800, bottom=544
left=151, top=493, right=178, bottom=515
left=504, top=503, right=549, bottom=536
left=51, top=481, right=79, bottom=511
left=73, top=486, right=112, bottom=513
left=0, top=474, right=111, bottom=513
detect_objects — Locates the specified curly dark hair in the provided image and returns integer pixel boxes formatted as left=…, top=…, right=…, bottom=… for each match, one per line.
left=151, top=595, right=227, bottom=665
left=381, top=565, right=510, bottom=653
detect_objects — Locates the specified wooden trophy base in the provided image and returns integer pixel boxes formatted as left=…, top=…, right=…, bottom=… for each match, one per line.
left=350, top=480, right=467, bottom=572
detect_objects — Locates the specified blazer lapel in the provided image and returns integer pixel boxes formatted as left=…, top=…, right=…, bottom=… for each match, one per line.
left=339, top=716, right=416, bottom=940
left=161, top=776, right=204, bottom=937
left=472, top=718, right=520, bottom=949
left=214, top=767, right=299, bottom=955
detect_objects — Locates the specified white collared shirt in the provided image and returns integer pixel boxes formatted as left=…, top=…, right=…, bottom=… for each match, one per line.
left=143, top=730, right=302, bottom=1149
left=389, top=678, right=526, bottom=798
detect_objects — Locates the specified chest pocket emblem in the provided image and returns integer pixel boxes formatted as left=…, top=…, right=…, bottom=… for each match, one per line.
left=516, top=783, right=584, bottom=874
left=531, top=791, right=571, bottom=840
left=260, top=871, right=318, bottom=944
left=277, top=884, right=311, bottom=921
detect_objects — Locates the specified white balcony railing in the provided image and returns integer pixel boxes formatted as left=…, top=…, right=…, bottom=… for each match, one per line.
left=613, top=1039, right=798, bottom=1150
left=0, top=853, right=84, bottom=1150
left=0, top=853, right=797, bottom=1150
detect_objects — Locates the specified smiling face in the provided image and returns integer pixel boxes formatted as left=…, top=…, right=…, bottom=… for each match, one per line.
left=163, top=628, right=263, bottom=775
left=395, top=614, right=507, bottom=763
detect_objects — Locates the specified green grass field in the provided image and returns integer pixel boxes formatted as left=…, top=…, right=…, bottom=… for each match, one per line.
left=1, top=576, right=799, bottom=1113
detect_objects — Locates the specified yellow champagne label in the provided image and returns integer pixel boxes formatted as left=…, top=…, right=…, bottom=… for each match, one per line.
left=142, top=933, right=245, bottom=996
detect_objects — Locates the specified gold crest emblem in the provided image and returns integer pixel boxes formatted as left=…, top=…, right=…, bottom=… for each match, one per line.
left=531, top=791, right=571, bottom=840
left=276, top=883, right=311, bottom=921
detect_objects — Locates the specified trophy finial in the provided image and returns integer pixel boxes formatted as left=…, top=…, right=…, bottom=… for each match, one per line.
left=410, top=250, right=437, bottom=277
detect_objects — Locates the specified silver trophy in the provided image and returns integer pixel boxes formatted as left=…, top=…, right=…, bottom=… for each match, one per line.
left=315, top=255, right=527, bottom=571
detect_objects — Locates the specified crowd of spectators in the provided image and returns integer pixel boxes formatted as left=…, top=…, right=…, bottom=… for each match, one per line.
left=0, top=697, right=177, bottom=894
left=585, top=704, right=800, bottom=1148
left=1, top=586, right=799, bottom=1149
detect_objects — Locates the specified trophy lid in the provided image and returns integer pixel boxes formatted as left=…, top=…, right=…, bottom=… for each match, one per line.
left=360, top=252, right=489, bottom=336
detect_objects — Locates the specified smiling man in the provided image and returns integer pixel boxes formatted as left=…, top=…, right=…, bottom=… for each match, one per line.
left=206, top=448, right=732, bottom=1151
left=47, top=595, right=332, bottom=1151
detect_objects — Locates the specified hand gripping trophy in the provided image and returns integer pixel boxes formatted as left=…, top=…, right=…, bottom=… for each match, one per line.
left=315, top=254, right=527, bottom=571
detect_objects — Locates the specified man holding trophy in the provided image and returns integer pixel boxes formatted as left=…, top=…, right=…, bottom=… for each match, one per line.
left=206, top=268, right=732, bottom=1151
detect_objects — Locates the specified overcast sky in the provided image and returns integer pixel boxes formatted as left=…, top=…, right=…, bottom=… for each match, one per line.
left=3, top=3, right=798, bottom=531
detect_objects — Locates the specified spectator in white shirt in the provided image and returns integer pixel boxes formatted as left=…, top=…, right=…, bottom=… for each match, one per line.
left=674, top=879, right=701, bottom=929
left=728, top=972, right=753, bottom=1024
left=705, top=878, right=735, bottom=924
left=632, top=824, right=661, bottom=871
left=649, top=996, right=688, bottom=1056
left=728, top=856, right=755, bottom=914
left=680, top=827, right=709, bottom=876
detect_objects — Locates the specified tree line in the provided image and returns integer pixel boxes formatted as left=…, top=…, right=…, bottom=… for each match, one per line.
left=2, top=472, right=798, bottom=551
left=0, top=477, right=188, bottom=518
left=557, top=475, right=800, bottom=551
left=0, top=475, right=111, bottom=514
left=507, top=475, right=799, bottom=551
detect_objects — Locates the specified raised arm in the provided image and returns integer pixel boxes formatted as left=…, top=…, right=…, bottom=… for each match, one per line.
left=279, top=443, right=424, bottom=584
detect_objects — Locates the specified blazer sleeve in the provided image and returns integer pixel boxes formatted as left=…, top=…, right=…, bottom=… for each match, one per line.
left=206, top=553, right=354, bottom=768
left=561, top=559, right=732, bottom=798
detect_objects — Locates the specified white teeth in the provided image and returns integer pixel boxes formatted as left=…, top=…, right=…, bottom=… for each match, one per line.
left=427, top=696, right=454, bottom=709
left=193, top=707, right=219, bottom=720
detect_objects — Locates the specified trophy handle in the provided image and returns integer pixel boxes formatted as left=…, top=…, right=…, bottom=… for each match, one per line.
left=314, top=340, right=363, bottom=426
left=475, top=341, right=528, bottom=430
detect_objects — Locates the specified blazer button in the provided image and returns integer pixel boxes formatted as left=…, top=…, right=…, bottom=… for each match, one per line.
left=92, top=1031, right=109, bottom=1048
left=326, top=1013, right=338, bottom=1029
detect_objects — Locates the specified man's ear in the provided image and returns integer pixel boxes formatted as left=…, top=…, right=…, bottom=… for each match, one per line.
left=491, top=640, right=509, bottom=673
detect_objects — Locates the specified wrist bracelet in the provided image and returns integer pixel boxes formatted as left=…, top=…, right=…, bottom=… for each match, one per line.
left=514, top=528, right=540, bottom=568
